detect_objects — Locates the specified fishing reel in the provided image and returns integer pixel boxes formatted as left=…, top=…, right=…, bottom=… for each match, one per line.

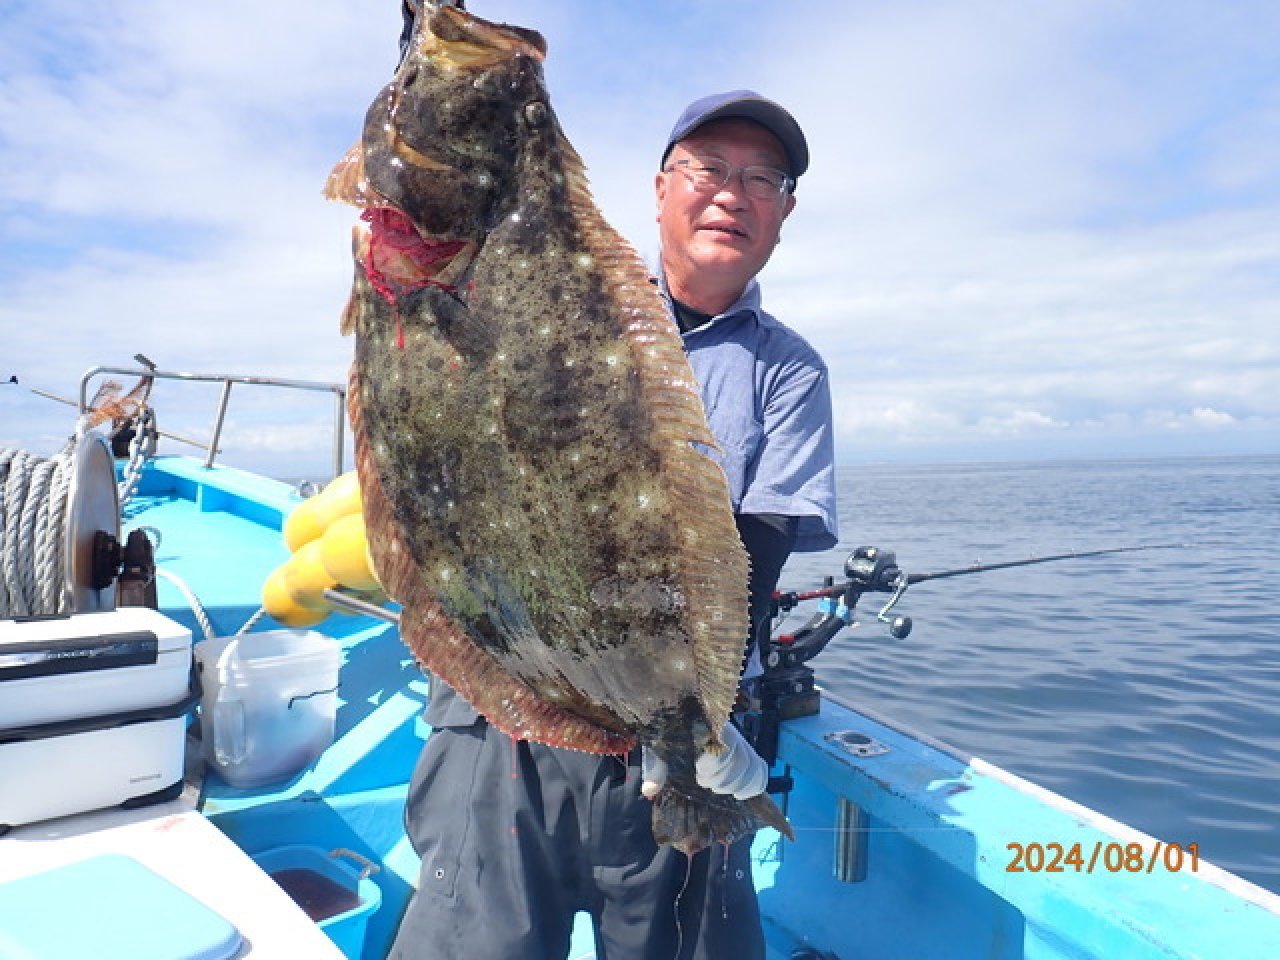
left=767, top=545, right=913, bottom=673
left=743, top=546, right=912, bottom=768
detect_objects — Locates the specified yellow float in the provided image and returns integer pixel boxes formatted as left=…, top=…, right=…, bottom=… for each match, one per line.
left=265, top=471, right=384, bottom=627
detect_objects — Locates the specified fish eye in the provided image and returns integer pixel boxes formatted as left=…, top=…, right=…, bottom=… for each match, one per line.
left=524, top=101, right=548, bottom=128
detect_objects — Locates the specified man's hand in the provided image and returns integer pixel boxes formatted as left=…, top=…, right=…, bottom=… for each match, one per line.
left=640, top=722, right=769, bottom=800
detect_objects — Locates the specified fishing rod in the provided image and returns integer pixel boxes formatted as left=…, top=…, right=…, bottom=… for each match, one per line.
left=771, top=542, right=1185, bottom=649
left=742, top=542, right=1185, bottom=770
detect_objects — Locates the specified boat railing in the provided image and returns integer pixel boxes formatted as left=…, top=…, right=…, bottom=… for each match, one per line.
left=78, top=365, right=347, bottom=480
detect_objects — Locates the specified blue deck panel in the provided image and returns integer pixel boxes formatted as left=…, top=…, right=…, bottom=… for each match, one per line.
left=118, top=455, right=1280, bottom=960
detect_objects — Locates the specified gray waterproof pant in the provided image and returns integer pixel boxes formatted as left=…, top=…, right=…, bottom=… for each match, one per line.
left=388, top=718, right=764, bottom=959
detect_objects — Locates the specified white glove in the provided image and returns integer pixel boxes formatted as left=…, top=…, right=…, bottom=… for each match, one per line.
left=640, top=722, right=769, bottom=801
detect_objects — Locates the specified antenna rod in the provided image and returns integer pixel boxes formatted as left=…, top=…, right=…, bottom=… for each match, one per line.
left=28, top=387, right=218, bottom=453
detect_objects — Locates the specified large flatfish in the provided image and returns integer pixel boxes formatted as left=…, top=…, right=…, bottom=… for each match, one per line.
left=325, top=2, right=790, bottom=854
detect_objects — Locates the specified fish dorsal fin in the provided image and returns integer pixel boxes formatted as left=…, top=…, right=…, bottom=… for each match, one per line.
left=556, top=136, right=751, bottom=737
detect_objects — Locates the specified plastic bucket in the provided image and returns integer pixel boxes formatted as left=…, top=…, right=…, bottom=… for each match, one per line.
left=194, top=630, right=340, bottom=788
left=252, top=845, right=381, bottom=959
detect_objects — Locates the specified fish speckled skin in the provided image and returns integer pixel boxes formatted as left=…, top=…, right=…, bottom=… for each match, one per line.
left=326, top=4, right=790, bottom=854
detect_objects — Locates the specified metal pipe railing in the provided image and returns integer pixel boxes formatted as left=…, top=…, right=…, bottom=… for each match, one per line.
left=78, top=365, right=348, bottom=480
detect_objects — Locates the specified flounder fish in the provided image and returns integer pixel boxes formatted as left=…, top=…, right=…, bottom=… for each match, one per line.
left=325, top=1, right=791, bottom=854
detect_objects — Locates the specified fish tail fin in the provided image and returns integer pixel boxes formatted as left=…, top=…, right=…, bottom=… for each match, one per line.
left=744, top=792, right=794, bottom=840
left=653, top=785, right=794, bottom=857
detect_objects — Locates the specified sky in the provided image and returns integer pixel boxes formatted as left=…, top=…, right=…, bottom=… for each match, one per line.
left=1, top=0, right=1277, bottom=479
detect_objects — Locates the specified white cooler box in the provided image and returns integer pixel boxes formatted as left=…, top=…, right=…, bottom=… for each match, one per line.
left=0, top=607, right=197, bottom=831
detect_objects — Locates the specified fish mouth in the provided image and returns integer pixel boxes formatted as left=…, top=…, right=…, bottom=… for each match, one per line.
left=413, top=3, right=547, bottom=68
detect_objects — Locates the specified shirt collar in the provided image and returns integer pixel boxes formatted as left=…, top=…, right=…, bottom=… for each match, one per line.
left=657, top=275, right=768, bottom=333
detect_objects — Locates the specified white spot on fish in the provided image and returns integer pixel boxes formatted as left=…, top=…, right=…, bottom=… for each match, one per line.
left=575, top=253, right=593, bottom=269
left=564, top=357, right=575, bottom=368
left=637, top=493, right=651, bottom=508
left=518, top=259, right=530, bottom=270
left=510, top=212, right=522, bottom=224
left=672, top=659, right=687, bottom=671
left=606, top=355, right=619, bottom=367
left=488, top=423, right=498, bottom=434
left=569, top=452, right=580, bottom=462
left=390, top=157, right=403, bottom=168
left=439, top=567, right=452, bottom=582
left=540, top=326, right=551, bottom=336
left=477, top=173, right=492, bottom=187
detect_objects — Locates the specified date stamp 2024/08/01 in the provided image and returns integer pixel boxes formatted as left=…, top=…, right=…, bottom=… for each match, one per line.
left=1007, top=841, right=1201, bottom=874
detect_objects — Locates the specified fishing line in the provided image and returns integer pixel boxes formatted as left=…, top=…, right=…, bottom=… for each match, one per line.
left=671, top=854, right=693, bottom=960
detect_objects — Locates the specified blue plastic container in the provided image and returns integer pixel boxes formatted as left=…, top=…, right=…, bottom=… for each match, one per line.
left=0, top=854, right=242, bottom=960
left=252, top=845, right=381, bottom=959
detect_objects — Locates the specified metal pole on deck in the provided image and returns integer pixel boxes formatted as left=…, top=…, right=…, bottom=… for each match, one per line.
left=207, top=380, right=234, bottom=469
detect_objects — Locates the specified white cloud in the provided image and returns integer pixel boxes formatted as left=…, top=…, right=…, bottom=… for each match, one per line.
left=976, top=411, right=1066, bottom=436
left=3, top=0, right=1278, bottom=472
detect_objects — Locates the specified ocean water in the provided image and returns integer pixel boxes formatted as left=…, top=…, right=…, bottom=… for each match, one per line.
left=776, top=455, right=1280, bottom=894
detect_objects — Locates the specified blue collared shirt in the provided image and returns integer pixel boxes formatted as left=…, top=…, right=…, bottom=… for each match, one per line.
left=666, top=279, right=839, bottom=553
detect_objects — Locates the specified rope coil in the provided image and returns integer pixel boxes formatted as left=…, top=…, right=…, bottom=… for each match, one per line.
left=3, top=414, right=265, bottom=636
left=0, top=443, right=75, bottom=618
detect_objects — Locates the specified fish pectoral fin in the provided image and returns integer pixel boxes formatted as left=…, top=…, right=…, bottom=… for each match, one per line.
left=325, top=142, right=378, bottom=206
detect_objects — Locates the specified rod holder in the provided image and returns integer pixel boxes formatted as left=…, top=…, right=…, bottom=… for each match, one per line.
left=834, top=796, right=869, bottom=883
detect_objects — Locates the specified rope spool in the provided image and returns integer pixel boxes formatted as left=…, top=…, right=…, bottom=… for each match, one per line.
left=0, top=429, right=121, bottom=619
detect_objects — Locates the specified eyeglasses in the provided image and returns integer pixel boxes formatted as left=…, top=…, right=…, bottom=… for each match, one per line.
left=665, top=156, right=795, bottom=200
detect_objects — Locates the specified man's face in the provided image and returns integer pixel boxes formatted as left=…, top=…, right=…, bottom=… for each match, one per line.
left=655, top=118, right=797, bottom=308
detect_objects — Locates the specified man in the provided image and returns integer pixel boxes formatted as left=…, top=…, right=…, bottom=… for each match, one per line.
left=390, top=91, right=838, bottom=959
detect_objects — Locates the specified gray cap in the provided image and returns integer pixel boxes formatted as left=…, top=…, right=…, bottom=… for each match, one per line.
left=661, top=89, right=809, bottom=179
